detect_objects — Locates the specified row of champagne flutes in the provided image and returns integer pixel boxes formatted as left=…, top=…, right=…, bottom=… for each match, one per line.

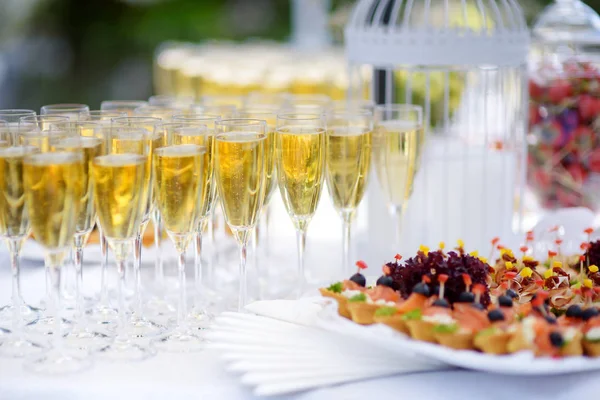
left=0, top=94, right=424, bottom=375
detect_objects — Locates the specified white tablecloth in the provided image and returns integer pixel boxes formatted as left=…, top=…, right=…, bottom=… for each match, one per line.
left=2, top=250, right=600, bottom=400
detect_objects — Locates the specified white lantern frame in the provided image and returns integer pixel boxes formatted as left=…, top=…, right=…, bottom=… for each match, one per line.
left=345, top=0, right=531, bottom=260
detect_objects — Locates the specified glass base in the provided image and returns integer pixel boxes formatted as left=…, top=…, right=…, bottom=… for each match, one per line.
left=126, top=314, right=164, bottom=338
left=24, top=347, right=92, bottom=375
left=185, top=308, right=213, bottom=330
left=96, top=336, right=157, bottom=362
left=87, top=304, right=119, bottom=325
left=25, top=316, right=71, bottom=337
left=0, top=303, right=39, bottom=329
left=62, top=295, right=95, bottom=314
left=145, top=296, right=176, bottom=317
left=63, top=326, right=111, bottom=352
left=0, top=335, right=45, bottom=358
left=153, top=328, right=206, bottom=353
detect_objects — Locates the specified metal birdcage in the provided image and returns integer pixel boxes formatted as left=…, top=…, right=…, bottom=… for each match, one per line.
left=345, top=0, right=531, bottom=261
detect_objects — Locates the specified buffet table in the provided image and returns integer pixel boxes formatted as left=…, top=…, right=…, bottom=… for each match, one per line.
left=2, top=250, right=600, bottom=400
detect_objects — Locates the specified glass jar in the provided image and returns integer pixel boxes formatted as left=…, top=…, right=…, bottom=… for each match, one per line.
left=527, top=0, right=600, bottom=213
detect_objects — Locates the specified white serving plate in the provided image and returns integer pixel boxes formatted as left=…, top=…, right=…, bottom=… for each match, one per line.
left=315, top=300, right=600, bottom=375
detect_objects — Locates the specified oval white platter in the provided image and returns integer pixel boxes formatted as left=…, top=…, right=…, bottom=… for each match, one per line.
left=315, top=300, right=600, bottom=375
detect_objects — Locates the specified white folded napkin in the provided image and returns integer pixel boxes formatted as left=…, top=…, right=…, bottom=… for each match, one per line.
left=243, top=297, right=328, bottom=326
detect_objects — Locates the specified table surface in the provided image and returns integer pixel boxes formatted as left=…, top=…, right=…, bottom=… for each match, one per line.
left=2, top=249, right=600, bottom=400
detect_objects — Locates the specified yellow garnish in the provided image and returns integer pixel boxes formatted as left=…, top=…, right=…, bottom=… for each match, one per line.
left=505, top=261, right=514, bottom=270
left=419, top=245, right=429, bottom=255
left=584, top=279, right=593, bottom=289
left=590, top=265, right=599, bottom=273
left=553, top=261, right=562, bottom=268
left=457, top=239, right=464, bottom=249
left=478, top=256, right=488, bottom=264
left=519, top=267, right=533, bottom=278
left=544, top=269, right=553, bottom=279
left=522, top=255, right=534, bottom=262
left=469, top=250, right=479, bottom=257
left=500, top=248, right=515, bottom=258
left=439, top=241, right=445, bottom=250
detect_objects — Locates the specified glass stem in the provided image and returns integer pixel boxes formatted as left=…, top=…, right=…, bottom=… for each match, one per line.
left=194, top=222, right=205, bottom=309
left=206, top=214, right=215, bottom=287
left=296, top=229, right=307, bottom=297
left=177, top=251, right=187, bottom=329
left=99, top=231, right=109, bottom=305
left=341, top=214, right=352, bottom=277
left=134, top=234, right=143, bottom=317
left=46, top=253, right=63, bottom=351
left=7, top=239, right=23, bottom=335
left=73, top=243, right=84, bottom=322
left=238, top=243, right=248, bottom=312
left=116, top=258, right=127, bottom=338
left=153, top=210, right=164, bottom=289
left=251, top=227, right=259, bottom=278
left=390, top=205, right=404, bottom=250
left=263, top=205, right=271, bottom=258
left=44, top=264, right=51, bottom=308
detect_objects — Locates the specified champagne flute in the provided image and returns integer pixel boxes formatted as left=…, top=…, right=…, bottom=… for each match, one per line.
left=100, top=100, right=148, bottom=116
left=190, top=104, right=237, bottom=118
left=332, top=99, right=375, bottom=113
left=214, top=119, right=267, bottom=311
left=287, top=94, right=332, bottom=112
left=200, top=95, right=245, bottom=108
left=19, top=115, right=70, bottom=133
left=92, top=152, right=155, bottom=361
left=244, top=92, right=291, bottom=108
left=85, top=110, right=128, bottom=122
left=50, top=136, right=110, bottom=350
left=149, top=95, right=194, bottom=108
left=22, top=151, right=91, bottom=374
left=373, top=104, right=424, bottom=250
left=0, top=145, right=44, bottom=357
left=130, top=109, right=178, bottom=302
left=184, top=107, right=235, bottom=281
left=0, top=121, right=10, bottom=148
left=40, top=104, right=90, bottom=121
left=73, top=122, right=118, bottom=325
left=17, top=123, right=77, bottom=337
left=275, top=113, right=326, bottom=293
left=172, top=115, right=220, bottom=317
left=170, top=124, right=214, bottom=326
left=109, top=123, right=164, bottom=337
left=0, top=110, right=36, bottom=143
left=237, top=108, right=277, bottom=291
left=152, top=144, right=206, bottom=351
left=133, top=105, right=182, bottom=120
left=325, top=109, right=372, bottom=276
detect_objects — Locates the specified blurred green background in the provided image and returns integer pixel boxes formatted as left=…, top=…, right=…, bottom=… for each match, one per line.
left=0, top=0, right=592, bottom=110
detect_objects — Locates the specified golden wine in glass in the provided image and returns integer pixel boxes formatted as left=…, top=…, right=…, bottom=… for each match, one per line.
left=325, top=110, right=372, bottom=276
left=23, top=151, right=90, bottom=374
left=108, top=123, right=164, bottom=336
left=237, top=107, right=277, bottom=283
left=49, top=136, right=110, bottom=350
left=0, top=146, right=44, bottom=357
left=214, top=119, right=267, bottom=311
left=112, top=116, right=167, bottom=315
left=92, top=153, right=155, bottom=361
left=153, top=144, right=206, bottom=352
left=0, top=110, right=36, bottom=144
left=373, top=104, right=424, bottom=249
left=172, top=115, right=221, bottom=323
left=275, top=113, right=325, bottom=291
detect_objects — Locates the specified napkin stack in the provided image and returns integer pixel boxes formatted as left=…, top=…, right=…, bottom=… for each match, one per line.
left=207, top=299, right=445, bottom=396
